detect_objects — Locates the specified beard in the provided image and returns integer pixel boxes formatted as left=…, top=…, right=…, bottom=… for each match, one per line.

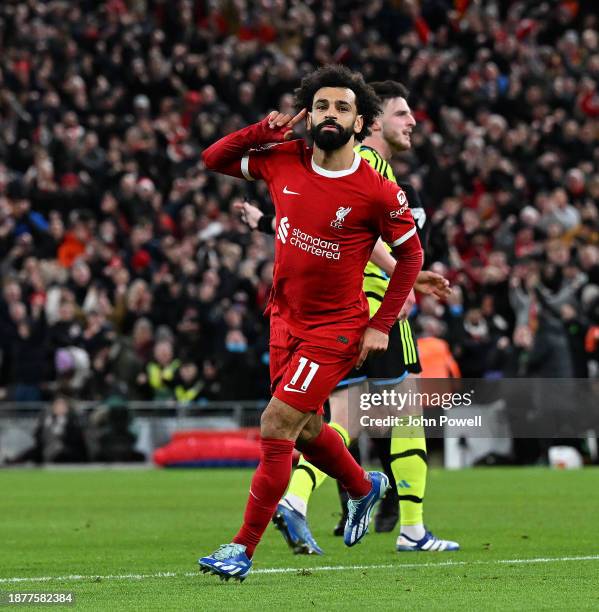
left=310, top=119, right=354, bottom=151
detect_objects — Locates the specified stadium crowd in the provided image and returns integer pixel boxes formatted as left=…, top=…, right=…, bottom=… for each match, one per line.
left=0, top=0, right=598, bottom=405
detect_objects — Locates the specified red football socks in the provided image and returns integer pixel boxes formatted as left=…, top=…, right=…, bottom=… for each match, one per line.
left=232, top=437, right=295, bottom=558
left=232, top=427, right=371, bottom=557
left=302, top=423, right=371, bottom=498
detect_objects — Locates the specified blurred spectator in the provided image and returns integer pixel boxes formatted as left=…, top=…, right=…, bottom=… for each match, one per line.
left=47, top=296, right=83, bottom=352
left=173, top=361, right=203, bottom=404
left=2, top=181, right=51, bottom=256
left=198, top=359, right=224, bottom=401
left=53, top=346, right=91, bottom=398
left=137, top=339, right=180, bottom=400
left=417, top=317, right=461, bottom=378
left=217, top=328, right=257, bottom=400
left=4, top=298, right=47, bottom=401
left=87, top=396, right=145, bottom=463
left=6, top=396, right=88, bottom=464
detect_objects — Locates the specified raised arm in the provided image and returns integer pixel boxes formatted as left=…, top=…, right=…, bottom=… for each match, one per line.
left=370, top=237, right=450, bottom=299
left=202, top=110, right=306, bottom=178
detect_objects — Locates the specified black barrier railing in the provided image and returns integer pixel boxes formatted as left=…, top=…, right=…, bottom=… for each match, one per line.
left=0, top=400, right=267, bottom=424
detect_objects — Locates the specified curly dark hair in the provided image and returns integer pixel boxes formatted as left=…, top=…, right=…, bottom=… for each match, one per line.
left=369, top=80, right=410, bottom=103
left=294, top=65, right=381, bottom=142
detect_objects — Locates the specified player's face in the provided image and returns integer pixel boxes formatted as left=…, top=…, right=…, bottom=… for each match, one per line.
left=380, top=97, right=416, bottom=152
left=308, top=87, right=363, bottom=151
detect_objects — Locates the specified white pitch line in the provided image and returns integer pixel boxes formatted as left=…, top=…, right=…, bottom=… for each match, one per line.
left=255, top=555, right=599, bottom=574
left=1, top=555, right=598, bottom=584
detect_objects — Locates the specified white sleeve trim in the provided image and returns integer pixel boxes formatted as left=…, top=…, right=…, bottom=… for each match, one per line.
left=390, top=226, right=417, bottom=248
left=241, top=154, right=254, bottom=181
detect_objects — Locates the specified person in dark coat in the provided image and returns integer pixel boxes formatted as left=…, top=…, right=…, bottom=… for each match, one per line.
left=7, top=396, right=88, bottom=464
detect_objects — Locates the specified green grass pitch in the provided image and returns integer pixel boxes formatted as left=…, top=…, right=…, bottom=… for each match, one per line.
left=1, top=467, right=598, bottom=610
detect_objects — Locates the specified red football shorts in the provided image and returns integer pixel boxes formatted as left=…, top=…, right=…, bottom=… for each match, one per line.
left=269, top=314, right=359, bottom=414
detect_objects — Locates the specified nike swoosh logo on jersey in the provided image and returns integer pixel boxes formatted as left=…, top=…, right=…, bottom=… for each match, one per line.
left=283, top=186, right=300, bottom=195
left=283, top=384, right=307, bottom=393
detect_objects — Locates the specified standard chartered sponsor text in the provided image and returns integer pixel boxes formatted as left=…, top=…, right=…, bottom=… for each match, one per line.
left=290, top=228, right=340, bottom=259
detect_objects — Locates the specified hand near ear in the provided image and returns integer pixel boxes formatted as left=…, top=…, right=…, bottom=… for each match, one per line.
left=263, top=108, right=307, bottom=141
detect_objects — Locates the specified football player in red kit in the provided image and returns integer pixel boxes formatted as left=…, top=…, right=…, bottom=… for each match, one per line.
left=198, top=65, right=423, bottom=582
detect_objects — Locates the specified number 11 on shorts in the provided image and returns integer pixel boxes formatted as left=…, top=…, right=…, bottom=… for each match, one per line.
left=286, top=357, right=320, bottom=392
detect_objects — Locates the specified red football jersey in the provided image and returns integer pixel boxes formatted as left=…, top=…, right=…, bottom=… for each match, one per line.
left=241, top=139, right=417, bottom=347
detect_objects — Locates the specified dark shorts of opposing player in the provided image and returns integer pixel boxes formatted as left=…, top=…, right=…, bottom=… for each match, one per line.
left=336, top=320, right=422, bottom=389
left=270, top=315, right=360, bottom=414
